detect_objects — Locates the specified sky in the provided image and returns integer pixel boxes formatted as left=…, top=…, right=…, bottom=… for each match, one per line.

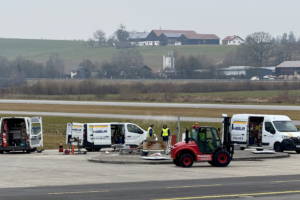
left=1, top=0, right=300, bottom=41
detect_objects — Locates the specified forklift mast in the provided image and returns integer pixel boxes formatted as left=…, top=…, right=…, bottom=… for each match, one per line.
left=222, top=115, right=234, bottom=156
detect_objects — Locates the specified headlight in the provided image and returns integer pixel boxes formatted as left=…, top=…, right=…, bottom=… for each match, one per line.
left=282, top=135, right=291, bottom=140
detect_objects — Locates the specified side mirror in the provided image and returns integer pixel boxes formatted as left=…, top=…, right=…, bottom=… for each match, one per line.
left=270, top=129, right=275, bottom=134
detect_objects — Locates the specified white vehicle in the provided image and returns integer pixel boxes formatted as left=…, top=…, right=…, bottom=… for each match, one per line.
left=66, top=122, right=149, bottom=151
left=250, top=76, right=259, bottom=80
left=230, top=114, right=300, bottom=153
left=0, top=117, right=43, bottom=154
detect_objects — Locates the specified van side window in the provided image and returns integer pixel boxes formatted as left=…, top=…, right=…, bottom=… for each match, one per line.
left=265, top=122, right=275, bottom=133
left=127, top=124, right=143, bottom=134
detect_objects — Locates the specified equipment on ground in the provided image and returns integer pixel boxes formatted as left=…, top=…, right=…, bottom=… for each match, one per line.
left=170, top=115, right=234, bottom=167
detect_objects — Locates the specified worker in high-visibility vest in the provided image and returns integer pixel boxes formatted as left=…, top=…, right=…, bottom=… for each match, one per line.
left=161, top=124, right=170, bottom=141
left=147, top=124, right=155, bottom=138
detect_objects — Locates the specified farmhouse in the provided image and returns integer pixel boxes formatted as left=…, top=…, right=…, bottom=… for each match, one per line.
left=177, top=33, right=220, bottom=45
left=275, top=61, right=300, bottom=76
left=222, top=35, right=244, bottom=45
left=128, top=32, right=150, bottom=46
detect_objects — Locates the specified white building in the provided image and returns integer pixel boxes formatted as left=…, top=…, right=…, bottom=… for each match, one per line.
left=163, top=51, right=175, bottom=71
left=222, top=36, right=244, bottom=45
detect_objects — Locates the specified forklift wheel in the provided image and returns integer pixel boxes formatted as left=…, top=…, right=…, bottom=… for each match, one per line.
left=208, top=161, right=217, bottom=166
left=180, top=154, right=194, bottom=168
left=296, top=150, right=300, bottom=154
left=0, top=150, right=4, bottom=154
left=213, top=150, right=231, bottom=167
left=26, top=150, right=31, bottom=154
left=173, top=159, right=181, bottom=166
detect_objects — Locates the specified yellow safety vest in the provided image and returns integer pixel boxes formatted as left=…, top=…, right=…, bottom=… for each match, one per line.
left=147, top=127, right=153, bottom=137
left=162, top=128, right=169, bottom=137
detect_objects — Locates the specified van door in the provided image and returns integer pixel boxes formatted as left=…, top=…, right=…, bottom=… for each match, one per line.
left=30, top=117, right=43, bottom=148
left=89, top=123, right=111, bottom=146
left=263, top=121, right=276, bottom=148
left=71, top=123, right=84, bottom=145
left=231, top=121, right=248, bottom=146
left=126, top=124, right=144, bottom=145
left=66, top=123, right=72, bottom=144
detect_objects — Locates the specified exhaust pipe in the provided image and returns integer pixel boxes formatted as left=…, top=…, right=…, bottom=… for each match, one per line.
left=185, top=128, right=189, bottom=143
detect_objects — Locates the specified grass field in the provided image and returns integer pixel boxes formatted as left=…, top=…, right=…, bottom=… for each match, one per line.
left=0, top=38, right=238, bottom=70
left=0, top=114, right=219, bottom=149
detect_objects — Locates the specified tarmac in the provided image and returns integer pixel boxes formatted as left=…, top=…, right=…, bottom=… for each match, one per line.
left=88, top=150, right=290, bottom=164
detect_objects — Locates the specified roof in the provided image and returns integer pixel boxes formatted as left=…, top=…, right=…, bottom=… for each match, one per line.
left=183, top=33, right=220, bottom=40
left=222, top=35, right=244, bottom=41
left=128, top=32, right=149, bottom=40
left=276, top=61, right=300, bottom=68
left=160, top=33, right=182, bottom=38
left=152, top=30, right=196, bottom=37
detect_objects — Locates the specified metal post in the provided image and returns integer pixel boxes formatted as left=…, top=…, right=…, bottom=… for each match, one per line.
left=177, top=116, right=180, bottom=142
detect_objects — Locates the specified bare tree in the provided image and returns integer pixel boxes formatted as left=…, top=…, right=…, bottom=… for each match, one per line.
left=45, top=53, right=64, bottom=78
left=87, top=37, right=95, bottom=48
left=93, top=30, right=106, bottom=47
left=107, top=35, right=116, bottom=47
left=238, top=32, right=275, bottom=67
left=114, top=24, right=130, bottom=41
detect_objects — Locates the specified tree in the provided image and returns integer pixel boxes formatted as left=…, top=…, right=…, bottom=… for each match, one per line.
left=288, top=31, right=297, bottom=43
left=107, top=35, right=116, bottom=46
left=87, top=37, right=95, bottom=48
left=175, top=56, right=187, bottom=78
left=45, top=53, right=64, bottom=78
left=78, top=59, right=97, bottom=78
left=114, top=24, right=130, bottom=41
left=281, top=33, right=288, bottom=45
left=238, top=32, right=275, bottom=67
left=93, top=30, right=106, bottom=47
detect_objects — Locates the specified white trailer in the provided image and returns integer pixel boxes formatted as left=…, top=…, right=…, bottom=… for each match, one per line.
left=0, top=117, right=43, bottom=154
left=230, top=114, right=300, bottom=153
left=66, top=122, right=149, bottom=151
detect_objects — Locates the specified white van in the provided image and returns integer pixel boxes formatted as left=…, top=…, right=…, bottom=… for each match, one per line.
left=0, top=117, right=43, bottom=154
left=230, top=114, right=300, bottom=153
left=66, top=122, right=148, bottom=151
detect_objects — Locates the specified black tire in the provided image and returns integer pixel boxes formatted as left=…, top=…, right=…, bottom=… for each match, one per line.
left=213, top=149, right=231, bottom=167
left=26, top=150, right=31, bottom=154
left=30, top=148, right=36, bottom=152
left=240, top=147, right=245, bottom=150
left=173, top=158, right=181, bottom=166
left=256, top=149, right=263, bottom=151
left=92, top=146, right=101, bottom=152
left=4, top=150, right=10, bottom=153
left=0, top=150, right=4, bottom=154
left=274, top=143, right=283, bottom=152
left=85, top=148, right=92, bottom=152
left=179, top=154, right=194, bottom=168
left=208, top=161, right=217, bottom=166
left=296, top=150, right=300, bottom=153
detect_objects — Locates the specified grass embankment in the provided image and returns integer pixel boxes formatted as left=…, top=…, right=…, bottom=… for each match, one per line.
left=0, top=114, right=219, bottom=150
left=0, top=38, right=237, bottom=69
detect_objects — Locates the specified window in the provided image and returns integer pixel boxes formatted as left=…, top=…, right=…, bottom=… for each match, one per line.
left=127, top=124, right=143, bottom=134
left=273, top=121, right=298, bottom=132
left=31, top=123, right=41, bottom=135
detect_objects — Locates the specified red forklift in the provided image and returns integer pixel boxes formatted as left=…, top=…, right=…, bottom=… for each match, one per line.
left=170, top=115, right=234, bottom=167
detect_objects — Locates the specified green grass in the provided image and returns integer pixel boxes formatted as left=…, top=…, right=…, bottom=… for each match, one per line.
left=0, top=38, right=238, bottom=70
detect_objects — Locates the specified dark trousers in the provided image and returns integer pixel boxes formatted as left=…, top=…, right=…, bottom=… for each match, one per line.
left=162, top=136, right=169, bottom=141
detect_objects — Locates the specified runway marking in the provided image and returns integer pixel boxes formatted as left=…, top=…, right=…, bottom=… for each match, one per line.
left=167, top=184, right=220, bottom=189
left=153, top=190, right=300, bottom=200
left=272, top=180, right=300, bottom=183
left=48, top=190, right=108, bottom=195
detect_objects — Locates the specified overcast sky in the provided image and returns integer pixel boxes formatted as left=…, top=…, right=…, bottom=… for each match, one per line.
left=1, top=0, right=300, bottom=41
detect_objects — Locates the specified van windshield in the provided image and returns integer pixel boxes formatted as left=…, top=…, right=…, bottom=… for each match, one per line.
left=273, top=121, right=298, bottom=132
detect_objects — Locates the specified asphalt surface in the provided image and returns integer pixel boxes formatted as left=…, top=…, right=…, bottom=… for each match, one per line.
left=2, top=110, right=300, bottom=125
left=1, top=175, right=300, bottom=200
left=1, top=99, right=300, bottom=110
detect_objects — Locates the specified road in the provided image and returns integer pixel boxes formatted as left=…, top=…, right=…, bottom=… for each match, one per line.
left=1, top=175, right=300, bottom=200
left=0, top=99, right=300, bottom=110
left=1, top=110, right=300, bottom=125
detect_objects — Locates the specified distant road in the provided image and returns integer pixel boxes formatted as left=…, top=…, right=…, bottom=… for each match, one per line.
left=1, top=110, right=300, bottom=125
left=0, top=99, right=299, bottom=111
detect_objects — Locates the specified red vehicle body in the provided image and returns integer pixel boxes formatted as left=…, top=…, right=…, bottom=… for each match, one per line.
left=170, top=117, right=233, bottom=167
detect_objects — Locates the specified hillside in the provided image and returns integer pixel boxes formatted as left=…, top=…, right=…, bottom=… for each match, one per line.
left=0, top=38, right=238, bottom=71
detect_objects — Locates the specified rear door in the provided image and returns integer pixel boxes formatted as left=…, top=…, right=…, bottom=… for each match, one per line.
left=30, top=117, right=43, bottom=147
left=126, top=123, right=145, bottom=145
left=89, top=123, right=111, bottom=146
left=66, top=123, right=72, bottom=144
left=231, top=120, right=248, bottom=145
left=71, top=123, right=84, bottom=145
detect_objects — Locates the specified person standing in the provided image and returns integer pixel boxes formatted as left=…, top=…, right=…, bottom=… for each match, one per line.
left=147, top=124, right=155, bottom=138
left=161, top=124, right=170, bottom=141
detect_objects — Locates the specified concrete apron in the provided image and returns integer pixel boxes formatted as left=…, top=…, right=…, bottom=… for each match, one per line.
left=88, top=150, right=290, bottom=165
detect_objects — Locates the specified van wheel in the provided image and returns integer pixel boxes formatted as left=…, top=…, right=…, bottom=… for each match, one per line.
left=213, top=150, right=231, bottom=167
left=30, top=148, right=36, bottom=152
left=296, top=150, right=300, bottom=153
left=26, top=150, right=31, bottom=154
left=180, top=154, right=194, bottom=168
left=92, top=146, right=101, bottom=151
left=274, top=143, right=283, bottom=152
left=256, top=149, right=263, bottom=151
left=85, top=148, right=92, bottom=152
left=240, top=147, right=245, bottom=150
left=173, top=158, right=181, bottom=166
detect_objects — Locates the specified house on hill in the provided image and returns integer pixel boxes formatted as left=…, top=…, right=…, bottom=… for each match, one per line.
left=159, top=33, right=182, bottom=46
left=128, top=32, right=151, bottom=46
left=146, top=30, right=196, bottom=45
left=222, top=35, right=244, bottom=45
left=177, top=33, right=220, bottom=45
left=275, top=61, right=300, bottom=76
